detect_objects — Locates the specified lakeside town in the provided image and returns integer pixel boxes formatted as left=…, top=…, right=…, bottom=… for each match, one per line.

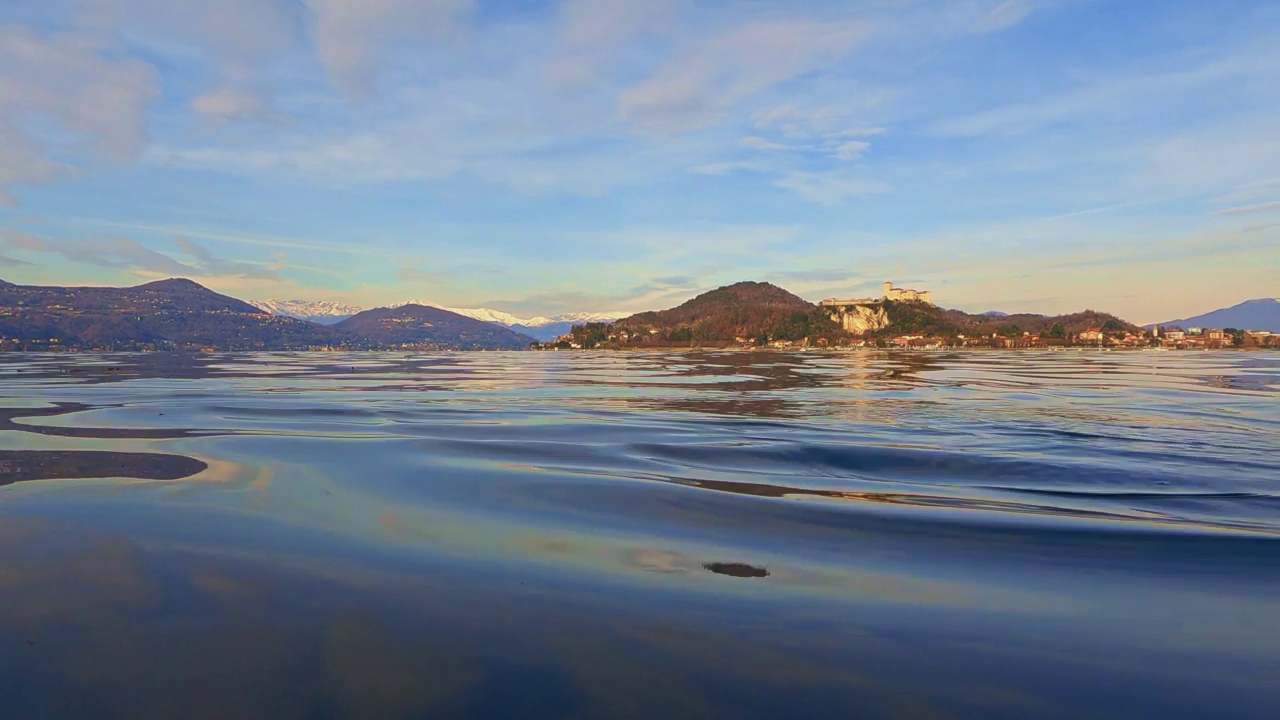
left=541, top=282, right=1280, bottom=352
left=2, top=276, right=1276, bottom=353
left=543, top=323, right=1278, bottom=351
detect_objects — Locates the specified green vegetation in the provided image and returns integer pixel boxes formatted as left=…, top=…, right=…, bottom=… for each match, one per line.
left=609, top=281, right=850, bottom=347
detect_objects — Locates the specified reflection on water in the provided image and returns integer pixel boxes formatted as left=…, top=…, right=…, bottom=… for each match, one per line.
left=0, top=350, right=1278, bottom=719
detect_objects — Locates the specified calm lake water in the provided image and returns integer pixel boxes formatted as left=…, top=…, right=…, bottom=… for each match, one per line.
left=1, top=350, right=1277, bottom=719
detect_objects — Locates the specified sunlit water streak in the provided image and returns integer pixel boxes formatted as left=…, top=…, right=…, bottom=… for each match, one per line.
left=0, top=350, right=1277, bottom=719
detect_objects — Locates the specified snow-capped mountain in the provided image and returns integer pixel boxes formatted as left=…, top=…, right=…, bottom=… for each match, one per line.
left=252, top=299, right=364, bottom=325
left=256, top=297, right=624, bottom=338
left=549, top=311, right=629, bottom=325
left=396, top=301, right=626, bottom=340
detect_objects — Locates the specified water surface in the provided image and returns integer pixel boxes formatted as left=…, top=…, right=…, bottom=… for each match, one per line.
left=1, top=350, right=1277, bottom=719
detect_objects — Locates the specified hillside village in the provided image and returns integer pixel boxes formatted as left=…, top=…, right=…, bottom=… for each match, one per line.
left=1, top=276, right=1275, bottom=352
left=541, top=281, right=1280, bottom=351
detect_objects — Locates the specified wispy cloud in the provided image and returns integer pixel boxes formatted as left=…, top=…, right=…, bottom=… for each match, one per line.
left=397, top=263, right=449, bottom=284
left=307, top=0, right=473, bottom=98
left=619, top=18, right=871, bottom=132
left=190, top=87, right=277, bottom=123
left=1214, top=199, right=1280, bottom=216
left=978, top=0, right=1034, bottom=32
left=0, top=229, right=281, bottom=281
left=773, top=173, right=892, bottom=205
left=765, top=268, right=869, bottom=284
left=687, top=161, right=766, bottom=176
left=174, top=237, right=281, bottom=280
left=67, top=217, right=377, bottom=257
left=1, top=0, right=1277, bottom=321
left=740, top=136, right=795, bottom=152
left=0, top=23, right=158, bottom=203
left=932, top=37, right=1279, bottom=138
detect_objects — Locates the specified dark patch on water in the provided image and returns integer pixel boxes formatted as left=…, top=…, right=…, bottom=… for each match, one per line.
left=0, top=450, right=207, bottom=485
left=703, top=562, right=770, bottom=578
left=0, top=402, right=225, bottom=439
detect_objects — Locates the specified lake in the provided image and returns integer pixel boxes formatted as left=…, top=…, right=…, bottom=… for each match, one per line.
left=1, top=350, right=1277, bottom=719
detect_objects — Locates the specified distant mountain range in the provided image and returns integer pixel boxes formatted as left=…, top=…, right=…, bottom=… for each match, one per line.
left=8, top=276, right=1260, bottom=352
left=0, top=279, right=535, bottom=351
left=251, top=299, right=362, bottom=325
left=255, top=297, right=625, bottom=340
left=0, top=278, right=347, bottom=350
left=395, top=301, right=624, bottom=341
left=1152, top=299, right=1280, bottom=332
left=336, top=304, right=534, bottom=350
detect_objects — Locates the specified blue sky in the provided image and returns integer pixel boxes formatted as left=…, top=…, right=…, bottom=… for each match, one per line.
left=0, top=0, right=1276, bottom=323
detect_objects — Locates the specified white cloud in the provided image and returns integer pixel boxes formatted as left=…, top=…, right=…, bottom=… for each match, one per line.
left=688, top=162, right=765, bottom=176
left=841, top=126, right=887, bottom=137
left=173, top=236, right=282, bottom=280
left=619, top=18, right=871, bottom=132
left=1138, top=118, right=1280, bottom=193
left=191, top=87, right=275, bottom=122
left=979, top=0, right=1034, bottom=32
left=305, top=0, right=473, bottom=98
left=834, top=140, right=870, bottom=160
left=933, top=39, right=1280, bottom=138
left=752, top=104, right=850, bottom=137
left=1213, top=199, right=1280, bottom=217
left=0, top=228, right=281, bottom=280
left=740, top=136, right=794, bottom=152
left=0, top=23, right=158, bottom=201
left=547, top=0, right=676, bottom=92
left=746, top=105, right=885, bottom=161
left=774, top=172, right=891, bottom=205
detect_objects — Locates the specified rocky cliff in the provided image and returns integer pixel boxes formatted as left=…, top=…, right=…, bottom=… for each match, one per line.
left=827, top=303, right=891, bottom=335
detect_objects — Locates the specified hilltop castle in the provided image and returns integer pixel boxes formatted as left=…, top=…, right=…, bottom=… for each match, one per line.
left=818, top=281, right=933, bottom=334
left=882, top=282, right=932, bottom=304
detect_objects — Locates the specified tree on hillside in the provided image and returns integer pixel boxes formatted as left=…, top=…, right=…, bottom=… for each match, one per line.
left=668, top=327, right=693, bottom=343
left=1047, top=323, right=1067, bottom=339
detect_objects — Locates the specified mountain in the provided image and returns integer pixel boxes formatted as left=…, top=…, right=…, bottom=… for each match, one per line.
left=335, top=304, right=534, bottom=350
left=396, top=300, right=625, bottom=341
left=1153, top=299, right=1280, bottom=332
left=547, top=281, right=1146, bottom=348
left=602, top=281, right=848, bottom=346
left=252, top=299, right=363, bottom=325
left=0, top=278, right=352, bottom=350
left=877, top=302, right=1140, bottom=338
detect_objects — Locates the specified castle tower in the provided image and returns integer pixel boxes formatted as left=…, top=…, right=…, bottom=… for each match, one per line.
left=883, top=281, right=893, bottom=299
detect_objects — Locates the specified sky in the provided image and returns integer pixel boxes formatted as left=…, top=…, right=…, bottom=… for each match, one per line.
left=0, top=0, right=1277, bottom=324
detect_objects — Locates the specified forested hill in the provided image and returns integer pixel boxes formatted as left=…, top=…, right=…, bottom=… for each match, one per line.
left=877, top=301, right=1141, bottom=338
left=552, top=281, right=1142, bottom=348
left=335, top=304, right=535, bottom=350
left=0, top=278, right=350, bottom=350
left=591, top=281, right=848, bottom=346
